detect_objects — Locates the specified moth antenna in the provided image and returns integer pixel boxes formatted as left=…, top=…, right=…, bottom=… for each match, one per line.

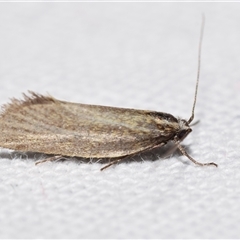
left=188, top=14, right=205, bottom=124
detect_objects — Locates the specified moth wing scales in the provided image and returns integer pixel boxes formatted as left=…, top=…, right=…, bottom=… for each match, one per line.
left=0, top=92, right=176, bottom=158
left=0, top=133, right=164, bottom=158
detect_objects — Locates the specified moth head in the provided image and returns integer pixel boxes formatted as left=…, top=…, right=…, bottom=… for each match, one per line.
left=177, top=118, right=192, bottom=141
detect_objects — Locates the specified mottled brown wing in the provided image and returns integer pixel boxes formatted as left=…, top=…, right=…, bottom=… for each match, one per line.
left=0, top=92, right=178, bottom=158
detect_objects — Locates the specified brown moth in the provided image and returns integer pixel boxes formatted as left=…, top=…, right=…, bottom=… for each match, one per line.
left=0, top=16, right=217, bottom=170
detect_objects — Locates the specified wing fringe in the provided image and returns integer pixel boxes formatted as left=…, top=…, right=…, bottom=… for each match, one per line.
left=1, top=91, right=57, bottom=115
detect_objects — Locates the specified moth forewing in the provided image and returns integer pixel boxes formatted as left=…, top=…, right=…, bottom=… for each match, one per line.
left=0, top=97, right=182, bottom=159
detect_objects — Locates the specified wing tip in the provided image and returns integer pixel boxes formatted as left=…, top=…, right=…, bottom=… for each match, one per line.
left=1, top=91, right=56, bottom=115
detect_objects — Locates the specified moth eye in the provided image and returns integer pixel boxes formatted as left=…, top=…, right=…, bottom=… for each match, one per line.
left=179, top=127, right=192, bottom=140
left=177, top=130, right=189, bottom=140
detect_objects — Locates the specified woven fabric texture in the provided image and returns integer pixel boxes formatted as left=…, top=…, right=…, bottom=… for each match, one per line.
left=0, top=3, right=239, bottom=238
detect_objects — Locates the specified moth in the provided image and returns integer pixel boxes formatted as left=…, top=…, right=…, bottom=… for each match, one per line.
left=0, top=17, right=217, bottom=170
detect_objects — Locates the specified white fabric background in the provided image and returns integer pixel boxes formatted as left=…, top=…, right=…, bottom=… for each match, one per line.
left=0, top=3, right=239, bottom=239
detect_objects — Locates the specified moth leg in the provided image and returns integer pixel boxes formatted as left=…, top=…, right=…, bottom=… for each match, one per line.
left=100, top=158, right=123, bottom=171
left=35, top=155, right=63, bottom=165
left=161, top=142, right=179, bottom=158
left=177, top=144, right=218, bottom=167
left=101, top=142, right=167, bottom=171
